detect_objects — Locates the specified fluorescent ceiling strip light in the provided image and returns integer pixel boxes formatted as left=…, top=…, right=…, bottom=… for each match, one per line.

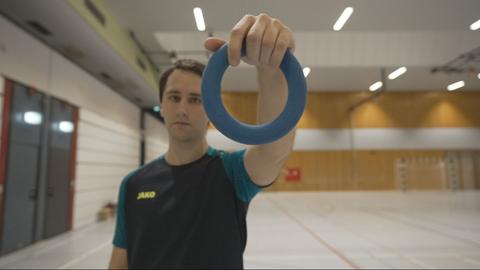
left=447, top=80, right=465, bottom=91
left=470, top=19, right=480, bottom=30
left=333, top=7, right=354, bottom=31
left=388, top=66, right=407, bottom=80
left=193, top=7, right=206, bottom=31
left=369, top=81, right=383, bottom=91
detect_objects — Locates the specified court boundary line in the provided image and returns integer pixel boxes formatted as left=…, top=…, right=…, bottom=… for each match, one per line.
left=266, top=197, right=360, bottom=270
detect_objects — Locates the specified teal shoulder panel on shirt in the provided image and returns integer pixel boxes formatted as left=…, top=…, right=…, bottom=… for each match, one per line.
left=210, top=147, right=261, bottom=203
left=112, top=171, right=131, bottom=249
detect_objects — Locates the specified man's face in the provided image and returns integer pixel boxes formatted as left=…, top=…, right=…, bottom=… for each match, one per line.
left=159, top=69, right=209, bottom=142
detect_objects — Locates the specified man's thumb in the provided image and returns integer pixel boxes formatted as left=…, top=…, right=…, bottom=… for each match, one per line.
left=204, top=37, right=226, bottom=52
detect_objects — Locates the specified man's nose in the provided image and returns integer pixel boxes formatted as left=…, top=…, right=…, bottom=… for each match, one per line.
left=175, top=99, right=189, bottom=117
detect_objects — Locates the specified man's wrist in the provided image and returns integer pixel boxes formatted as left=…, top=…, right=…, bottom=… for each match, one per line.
left=256, top=66, right=285, bottom=85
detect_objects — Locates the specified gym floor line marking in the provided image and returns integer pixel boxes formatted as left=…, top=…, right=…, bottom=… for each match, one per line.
left=56, top=239, right=111, bottom=269
left=308, top=207, right=426, bottom=269
left=36, top=222, right=107, bottom=256
left=0, top=223, right=104, bottom=267
left=267, top=197, right=360, bottom=270
left=362, top=209, right=480, bottom=248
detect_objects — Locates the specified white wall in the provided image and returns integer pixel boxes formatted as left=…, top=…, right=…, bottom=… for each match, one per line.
left=74, top=110, right=140, bottom=228
left=0, top=15, right=142, bottom=229
left=144, top=114, right=168, bottom=163
left=208, top=128, right=480, bottom=151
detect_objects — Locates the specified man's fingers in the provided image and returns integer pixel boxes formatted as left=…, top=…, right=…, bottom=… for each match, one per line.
left=245, top=14, right=269, bottom=65
left=270, top=29, right=294, bottom=68
left=259, top=22, right=280, bottom=66
left=229, top=15, right=256, bottom=66
left=227, top=14, right=295, bottom=68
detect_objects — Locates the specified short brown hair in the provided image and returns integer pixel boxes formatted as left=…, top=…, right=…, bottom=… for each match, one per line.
left=158, top=59, right=205, bottom=102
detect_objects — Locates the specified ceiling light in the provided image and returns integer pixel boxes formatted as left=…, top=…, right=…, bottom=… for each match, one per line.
left=388, top=66, right=407, bottom=80
left=369, top=81, right=383, bottom=91
left=153, top=106, right=160, bottom=112
left=470, top=19, right=480, bottom=31
left=333, top=7, right=354, bottom=31
left=23, top=111, right=42, bottom=125
left=303, top=67, right=311, bottom=78
left=447, top=80, right=465, bottom=91
left=477, top=73, right=480, bottom=79
left=193, top=7, right=206, bottom=31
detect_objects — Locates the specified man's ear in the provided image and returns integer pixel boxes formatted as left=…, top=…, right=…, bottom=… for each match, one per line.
left=158, top=103, right=164, bottom=118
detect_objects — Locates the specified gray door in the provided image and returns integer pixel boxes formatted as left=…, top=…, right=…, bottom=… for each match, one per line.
left=1, top=83, right=45, bottom=255
left=43, top=98, right=74, bottom=239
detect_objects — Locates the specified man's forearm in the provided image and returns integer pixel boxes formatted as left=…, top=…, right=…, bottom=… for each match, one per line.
left=255, top=66, right=296, bottom=161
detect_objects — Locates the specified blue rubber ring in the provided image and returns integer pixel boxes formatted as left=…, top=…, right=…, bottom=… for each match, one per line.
left=201, top=42, right=307, bottom=145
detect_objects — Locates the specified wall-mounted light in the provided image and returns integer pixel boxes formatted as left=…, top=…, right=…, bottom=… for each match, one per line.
left=23, top=111, right=42, bottom=125
left=303, top=67, right=311, bottom=78
left=58, top=121, right=74, bottom=133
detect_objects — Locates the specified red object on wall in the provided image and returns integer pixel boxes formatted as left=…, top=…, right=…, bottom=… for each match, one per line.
left=285, top=168, right=301, bottom=182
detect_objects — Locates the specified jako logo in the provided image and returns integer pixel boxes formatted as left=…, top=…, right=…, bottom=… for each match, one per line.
left=137, top=191, right=156, bottom=200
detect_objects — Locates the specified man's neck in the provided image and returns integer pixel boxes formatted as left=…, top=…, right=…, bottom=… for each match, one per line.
left=165, top=139, right=209, bottom=166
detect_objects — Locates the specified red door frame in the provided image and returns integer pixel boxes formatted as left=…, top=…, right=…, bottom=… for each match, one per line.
left=0, top=78, right=79, bottom=241
left=0, top=79, right=13, bottom=241
left=68, top=104, right=78, bottom=230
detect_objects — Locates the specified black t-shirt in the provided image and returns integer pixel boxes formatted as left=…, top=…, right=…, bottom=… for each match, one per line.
left=112, top=147, right=266, bottom=269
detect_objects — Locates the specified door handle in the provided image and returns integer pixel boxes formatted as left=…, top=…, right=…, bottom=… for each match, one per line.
left=29, top=188, right=37, bottom=200
left=47, top=187, right=54, bottom=197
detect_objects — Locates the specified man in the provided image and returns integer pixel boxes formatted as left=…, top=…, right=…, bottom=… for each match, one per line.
left=108, top=13, right=296, bottom=269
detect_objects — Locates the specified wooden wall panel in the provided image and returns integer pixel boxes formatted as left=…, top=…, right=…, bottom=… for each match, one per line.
left=216, top=91, right=480, bottom=191
left=351, top=92, right=480, bottom=128
left=221, top=93, right=257, bottom=125
left=217, top=91, right=480, bottom=129
left=266, top=150, right=450, bottom=191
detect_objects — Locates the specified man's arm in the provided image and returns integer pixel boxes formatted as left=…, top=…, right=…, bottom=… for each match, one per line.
left=244, top=66, right=296, bottom=186
left=108, top=246, right=128, bottom=269
left=229, top=14, right=296, bottom=187
left=203, top=13, right=297, bottom=186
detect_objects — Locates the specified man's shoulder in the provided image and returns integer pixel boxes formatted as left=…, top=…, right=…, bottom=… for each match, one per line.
left=208, top=146, right=245, bottom=159
left=122, top=155, right=167, bottom=186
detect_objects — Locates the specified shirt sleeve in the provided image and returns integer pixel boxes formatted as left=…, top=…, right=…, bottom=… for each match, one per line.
left=220, top=149, right=263, bottom=203
left=112, top=176, right=128, bottom=249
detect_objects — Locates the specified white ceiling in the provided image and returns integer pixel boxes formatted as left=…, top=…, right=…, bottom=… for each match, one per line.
left=1, top=0, right=479, bottom=109
left=0, top=0, right=159, bottom=107
left=105, top=0, right=480, bottom=50
left=104, top=0, right=480, bottom=92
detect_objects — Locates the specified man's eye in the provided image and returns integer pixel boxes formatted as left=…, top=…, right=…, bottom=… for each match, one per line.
left=190, top=97, right=202, bottom=104
left=168, top=96, right=180, bottom=102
